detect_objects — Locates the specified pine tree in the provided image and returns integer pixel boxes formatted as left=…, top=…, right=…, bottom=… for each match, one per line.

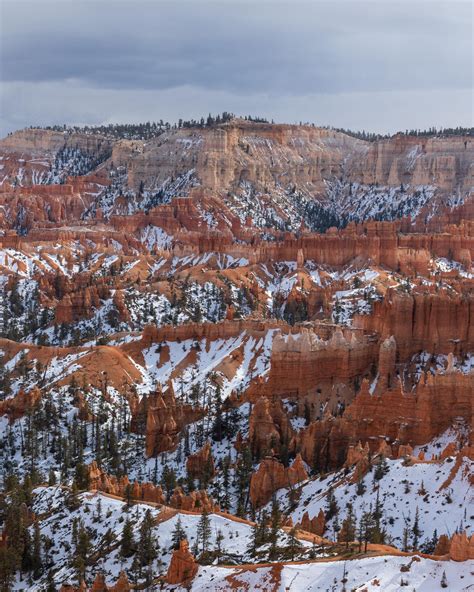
left=440, top=570, right=448, bottom=588
left=339, top=504, right=356, bottom=549
left=235, top=445, right=252, bottom=516
left=371, top=490, right=385, bottom=544
left=171, top=516, right=186, bottom=550
left=214, top=529, right=225, bottom=562
left=46, top=569, right=56, bottom=592
left=66, top=482, right=81, bottom=511
left=360, top=510, right=375, bottom=552
left=287, top=526, right=302, bottom=560
left=421, top=529, right=438, bottom=554
left=48, top=469, right=56, bottom=486
left=247, top=521, right=260, bottom=557
left=73, top=522, right=91, bottom=583
left=31, top=521, right=42, bottom=579
left=402, top=524, right=411, bottom=553
left=269, top=498, right=281, bottom=559
left=137, top=510, right=158, bottom=567
left=374, top=456, right=389, bottom=480
left=0, top=547, right=18, bottom=592
left=120, top=519, right=135, bottom=558
left=412, top=507, right=423, bottom=550
left=325, top=486, right=338, bottom=521
left=196, top=509, right=211, bottom=554
left=356, top=478, right=366, bottom=496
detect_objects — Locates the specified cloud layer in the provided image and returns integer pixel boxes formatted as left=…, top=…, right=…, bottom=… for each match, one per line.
left=1, top=0, right=472, bottom=134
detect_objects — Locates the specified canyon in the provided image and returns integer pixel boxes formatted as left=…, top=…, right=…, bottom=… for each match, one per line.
left=0, top=118, right=472, bottom=591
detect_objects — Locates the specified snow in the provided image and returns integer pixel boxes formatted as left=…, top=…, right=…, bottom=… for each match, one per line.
left=141, top=225, right=173, bottom=250
left=20, top=487, right=298, bottom=591
left=187, top=555, right=474, bottom=592
left=273, top=454, right=473, bottom=548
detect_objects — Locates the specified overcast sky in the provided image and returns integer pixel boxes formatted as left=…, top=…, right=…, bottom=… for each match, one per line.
left=0, top=0, right=472, bottom=135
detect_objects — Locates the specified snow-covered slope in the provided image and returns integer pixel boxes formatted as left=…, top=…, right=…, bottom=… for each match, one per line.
left=181, top=555, right=472, bottom=592
left=271, top=452, right=473, bottom=550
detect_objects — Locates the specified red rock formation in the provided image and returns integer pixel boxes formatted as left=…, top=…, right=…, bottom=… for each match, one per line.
left=377, top=336, right=397, bottom=392
left=59, top=571, right=130, bottom=592
left=169, top=487, right=218, bottom=513
left=354, top=288, right=474, bottom=358
left=434, top=534, right=450, bottom=556
left=448, top=532, right=474, bottom=561
left=87, top=462, right=219, bottom=511
left=186, top=442, right=215, bottom=480
left=166, top=539, right=198, bottom=585
left=143, top=385, right=202, bottom=456
left=87, top=462, right=165, bottom=504
left=255, top=328, right=378, bottom=400
left=248, top=397, right=291, bottom=458
left=249, top=454, right=308, bottom=507
left=345, top=441, right=371, bottom=482
left=0, top=387, right=42, bottom=421
left=298, top=509, right=326, bottom=536
left=295, top=368, right=473, bottom=470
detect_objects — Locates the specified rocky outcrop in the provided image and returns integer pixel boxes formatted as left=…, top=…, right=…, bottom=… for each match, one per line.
left=347, top=133, right=474, bottom=194
left=295, top=368, right=473, bottom=471
left=249, top=397, right=292, bottom=458
left=143, top=385, right=202, bottom=456
left=186, top=442, right=215, bottom=481
left=298, top=509, right=326, bottom=536
left=354, top=288, right=474, bottom=358
left=448, top=532, right=474, bottom=561
left=165, top=539, right=198, bottom=585
left=249, top=454, right=308, bottom=507
left=0, top=387, right=42, bottom=421
left=169, top=487, right=218, bottom=513
left=59, top=571, right=130, bottom=592
left=256, top=328, right=378, bottom=400
left=87, top=462, right=218, bottom=511
left=87, top=462, right=165, bottom=504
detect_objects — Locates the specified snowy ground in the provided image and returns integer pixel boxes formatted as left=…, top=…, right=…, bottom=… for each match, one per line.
left=18, top=487, right=306, bottom=591
left=271, top=453, right=473, bottom=549
left=183, top=554, right=473, bottom=592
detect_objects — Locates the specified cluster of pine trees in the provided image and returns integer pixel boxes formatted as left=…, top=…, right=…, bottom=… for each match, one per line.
left=26, top=112, right=272, bottom=141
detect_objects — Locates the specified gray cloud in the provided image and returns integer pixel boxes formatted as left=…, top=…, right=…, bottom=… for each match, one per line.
left=1, top=0, right=472, bottom=134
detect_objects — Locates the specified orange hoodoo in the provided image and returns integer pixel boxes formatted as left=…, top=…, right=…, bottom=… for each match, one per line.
left=166, top=538, right=199, bottom=585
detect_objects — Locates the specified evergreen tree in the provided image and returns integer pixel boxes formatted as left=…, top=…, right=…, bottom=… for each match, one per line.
left=46, top=570, right=56, bottom=592
left=120, top=519, right=136, bottom=558
left=421, top=529, right=438, bottom=555
left=31, top=521, right=42, bottom=579
left=286, top=526, right=302, bottom=560
left=0, top=547, right=18, bottom=592
left=325, top=487, right=338, bottom=521
left=374, top=456, right=389, bottom=480
left=196, top=509, right=212, bottom=554
left=360, top=509, right=375, bottom=552
left=73, top=522, right=91, bottom=583
left=440, top=570, right=448, bottom=588
left=269, top=498, right=281, bottom=559
left=137, top=510, right=158, bottom=567
left=214, top=529, right=225, bottom=562
left=339, top=504, right=356, bottom=549
left=48, top=469, right=56, bottom=486
left=66, top=482, right=81, bottom=511
left=247, top=521, right=260, bottom=557
left=412, top=506, right=423, bottom=550
left=171, top=516, right=186, bottom=550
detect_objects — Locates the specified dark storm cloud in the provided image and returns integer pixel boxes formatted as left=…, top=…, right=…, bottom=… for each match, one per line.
left=0, top=0, right=472, bottom=134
